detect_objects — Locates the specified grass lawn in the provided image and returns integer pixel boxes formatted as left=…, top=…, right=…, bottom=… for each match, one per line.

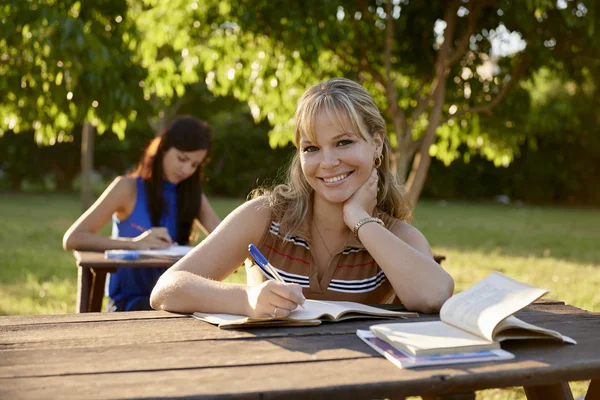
left=1, top=193, right=598, bottom=399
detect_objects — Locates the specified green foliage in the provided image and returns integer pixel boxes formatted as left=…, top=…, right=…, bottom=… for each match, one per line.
left=203, top=112, right=295, bottom=197
left=183, top=0, right=599, bottom=171
left=423, top=69, right=600, bottom=205
left=0, top=86, right=293, bottom=198
left=0, top=0, right=149, bottom=141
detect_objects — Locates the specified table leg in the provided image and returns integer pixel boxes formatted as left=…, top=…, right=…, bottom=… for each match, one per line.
left=422, top=393, right=475, bottom=400
left=586, top=380, right=599, bottom=400
left=89, top=268, right=107, bottom=312
left=76, top=267, right=92, bottom=313
left=524, top=382, right=574, bottom=400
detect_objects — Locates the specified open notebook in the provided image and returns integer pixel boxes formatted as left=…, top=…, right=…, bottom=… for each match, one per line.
left=193, top=300, right=418, bottom=328
left=370, top=272, right=576, bottom=356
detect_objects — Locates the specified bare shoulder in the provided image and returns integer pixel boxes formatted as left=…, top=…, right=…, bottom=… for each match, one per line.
left=226, top=196, right=272, bottom=224
left=110, top=176, right=137, bottom=193
left=182, top=196, right=273, bottom=276
left=389, top=219, right=433, bottom=256
left=105, top=176, right=137, bottom=214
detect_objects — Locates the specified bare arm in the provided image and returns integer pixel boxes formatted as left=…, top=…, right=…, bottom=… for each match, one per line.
left=343, top=169, right=453, bottom=313
left=62, top=177, right=171, bottom=251
left=150, top=197, right=305, bottom=315
left=196, top=193, right=221, bottom=234
left=358, top=219, right=454, bottom=313
left=63, top=177, right=136, bottom=251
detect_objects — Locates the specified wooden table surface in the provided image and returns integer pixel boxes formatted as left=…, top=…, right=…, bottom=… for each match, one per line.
left=1, top=301, right=599, bottom=400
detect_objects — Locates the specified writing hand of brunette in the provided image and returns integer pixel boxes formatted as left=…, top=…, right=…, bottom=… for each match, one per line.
left=131, top=227, right=173, bottom=249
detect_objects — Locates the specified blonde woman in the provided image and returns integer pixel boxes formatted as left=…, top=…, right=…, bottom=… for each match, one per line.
left=150, top=78, right=454, bottom=316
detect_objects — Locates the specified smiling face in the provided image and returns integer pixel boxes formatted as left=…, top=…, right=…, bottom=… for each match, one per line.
left=162, top=147, right=208, bottom=184
left=299, top=111, right=382, bottom=204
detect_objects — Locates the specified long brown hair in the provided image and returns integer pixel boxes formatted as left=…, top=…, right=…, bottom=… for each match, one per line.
left=252, top=78, right=411, bottom=235
left=134, top=116, right=212, bottom=244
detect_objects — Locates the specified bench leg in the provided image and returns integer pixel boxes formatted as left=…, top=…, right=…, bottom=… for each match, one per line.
left=76, top=267, right=92, bottom=313
left=586, top=380, right=599, bottom=400
left=88, top=268, right=107, bottom=312
left=524, top=382, right=574, bottom=400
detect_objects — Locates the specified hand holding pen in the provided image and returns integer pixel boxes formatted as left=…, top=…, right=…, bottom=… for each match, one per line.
left=247, top=244, right=306, bottom=316
left=130, top=223, right=173, bottom=249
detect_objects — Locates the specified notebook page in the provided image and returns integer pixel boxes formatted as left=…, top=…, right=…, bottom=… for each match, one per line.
left=440, top=272, right=548, bottom=341
left=137, top=245, right=194, bottom=257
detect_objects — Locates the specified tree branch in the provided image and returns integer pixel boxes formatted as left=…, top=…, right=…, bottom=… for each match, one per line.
left=408, top=1, right=460, bottom=130
left=443, top=54, right=529, bottom=123
left=384, top=0, right=406, bottom=139
left=447, top=0, right=488, bottom=66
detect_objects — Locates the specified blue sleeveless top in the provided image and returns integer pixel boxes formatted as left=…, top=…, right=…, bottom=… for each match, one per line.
left=109, top=177, right=178, bottom=310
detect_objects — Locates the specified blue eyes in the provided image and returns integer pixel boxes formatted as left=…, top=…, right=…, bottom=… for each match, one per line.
left=302, top=140, right=353, bottom=153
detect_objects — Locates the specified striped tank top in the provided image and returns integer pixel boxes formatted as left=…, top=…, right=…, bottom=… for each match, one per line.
left=246, top=209, right=400, bottom=304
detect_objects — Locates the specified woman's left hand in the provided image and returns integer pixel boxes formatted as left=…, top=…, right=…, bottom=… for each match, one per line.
left=343, top=168, right=378, bottom=229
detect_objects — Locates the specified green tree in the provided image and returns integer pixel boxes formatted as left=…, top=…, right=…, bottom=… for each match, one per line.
left=126, top=0, right=227, bottom=133
left=193, top=0, right=599, bottom=204
left=0, top=0, right=149, bottom=141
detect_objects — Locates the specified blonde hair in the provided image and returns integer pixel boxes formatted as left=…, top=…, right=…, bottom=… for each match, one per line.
left=251, top=78, right=412, bottom=234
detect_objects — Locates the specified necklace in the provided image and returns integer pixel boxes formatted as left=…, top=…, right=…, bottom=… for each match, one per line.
left=312, top=221, right=335, bottom=259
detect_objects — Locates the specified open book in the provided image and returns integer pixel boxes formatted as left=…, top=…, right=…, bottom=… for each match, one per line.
left=357, top=330, right=514, bottom=369
left=370, top=272, right=576, bottom=356
left=193, top=300, right=418, bottom=329
left=105, top=245, right=194, bottom=260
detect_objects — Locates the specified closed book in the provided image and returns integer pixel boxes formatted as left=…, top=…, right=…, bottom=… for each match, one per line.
left=356, top=330, right=514, bottom=368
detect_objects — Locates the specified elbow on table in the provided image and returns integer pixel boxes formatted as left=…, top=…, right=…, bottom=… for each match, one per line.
left=410, top=296, right=448, bottom=314
left=62, top=232, right=76, bottom=252
left=150, top=272, right=186, bottom=312
left=405, top=278, right=454, bottom=314
left=149, top=281, right=169, bottom=311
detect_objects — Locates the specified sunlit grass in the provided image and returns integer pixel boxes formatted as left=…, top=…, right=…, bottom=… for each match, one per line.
left=1, top=193, right=597, bottom=399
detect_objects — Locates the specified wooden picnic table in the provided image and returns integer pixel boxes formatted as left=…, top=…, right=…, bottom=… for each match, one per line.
left=72, top=251, right=447, bottom=314
left=1, top=301, right=598, bottom=399
left=73, top=250, right=181, bottom=313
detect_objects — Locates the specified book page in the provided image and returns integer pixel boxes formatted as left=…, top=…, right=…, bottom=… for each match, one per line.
left=192, top=312, right=250, bottom=325
left=370, top=321, right=498, bottom=356
left=494, top=315, right=577, bottom=344
left=192, top=300, right=340, bottom=326
left=193, top=300, right=415, bottom=327
left=290, top=300, right=417, bottom=320
left=138, top=245, right=194, bottom=257
left=440, top=272, right=548, bottom=341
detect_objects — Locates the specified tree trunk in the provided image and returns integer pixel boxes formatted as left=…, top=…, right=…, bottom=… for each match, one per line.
left=80, top=121, right=95, bottom=212
left=395, top=146, right=410, bottom=185
left=406, top=150, right=432, bottom=205
left=405, top=81, right=447, bottom=205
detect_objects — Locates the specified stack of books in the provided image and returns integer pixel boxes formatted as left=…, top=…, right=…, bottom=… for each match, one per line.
left=358, top=272, right=575, bottom=369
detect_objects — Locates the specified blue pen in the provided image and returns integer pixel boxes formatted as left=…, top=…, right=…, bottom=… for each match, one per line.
left=248, top=244, right=305, bottom=309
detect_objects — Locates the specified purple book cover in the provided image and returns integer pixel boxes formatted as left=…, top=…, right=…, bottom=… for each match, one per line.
left=356, top=330, right=514, bottom=369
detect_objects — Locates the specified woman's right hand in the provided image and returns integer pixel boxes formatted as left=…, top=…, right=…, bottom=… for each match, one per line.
left=244, top=280, right=306, bottom=318
left=131, top=227, right=173, bottom=249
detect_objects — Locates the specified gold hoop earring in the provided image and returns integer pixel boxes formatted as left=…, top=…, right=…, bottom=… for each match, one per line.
left=374, top=154, right=383, bottom=169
